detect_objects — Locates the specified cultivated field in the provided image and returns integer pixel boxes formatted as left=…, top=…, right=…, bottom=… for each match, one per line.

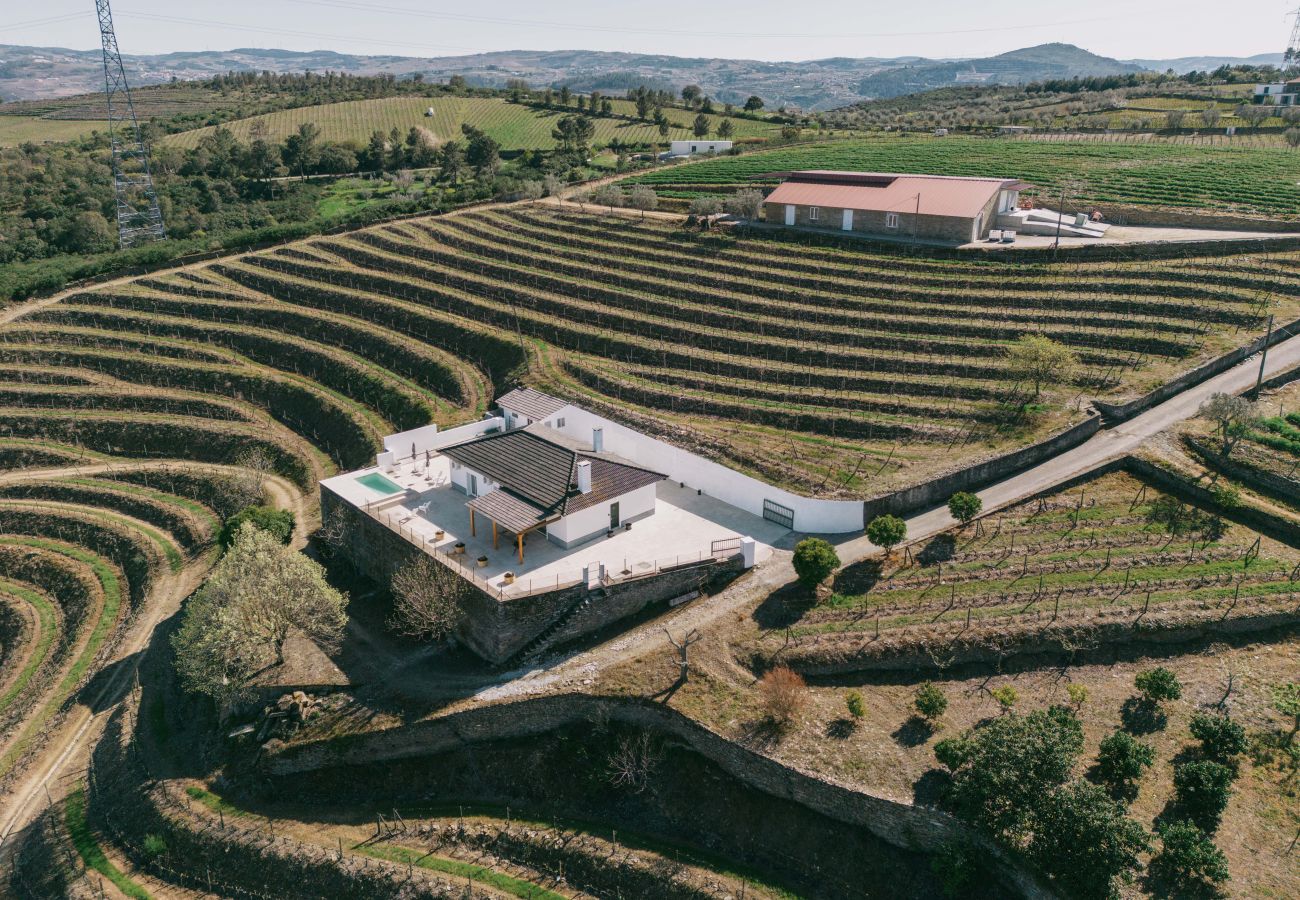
left=162, top=96, right=780, bottom=151
left=626, top=134, right=1300, bottom=218
left=19, top=205, right=1291, bottom=497
left=768, top=470, right=1300, bottom=667
left=0, top=116, right=107, bottom=147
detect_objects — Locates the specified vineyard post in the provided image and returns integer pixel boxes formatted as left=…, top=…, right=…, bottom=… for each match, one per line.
left=1252, top=314, right=1275, bottom=399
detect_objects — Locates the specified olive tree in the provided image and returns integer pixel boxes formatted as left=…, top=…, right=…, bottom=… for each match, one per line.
left=628, top=184, right=658, bottom=219
left=1005, top=334, right=1080, bottom=399
left=1152, top=820, right=1229, bottom=892
left=723, top=188, right=765, bottom=220
left=1198, top=393, right=1260, bottom=457
left=172, top=522, right=347, bottom=702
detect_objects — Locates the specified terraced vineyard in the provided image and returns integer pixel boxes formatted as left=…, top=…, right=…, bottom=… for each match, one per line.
left=625, top=134, right=1300, bottom=218
left=163, top=96, right=780, bottom=152
left=774, top=470, right=1300, bottom=669
left=11, top=205, right=1293, bottom=496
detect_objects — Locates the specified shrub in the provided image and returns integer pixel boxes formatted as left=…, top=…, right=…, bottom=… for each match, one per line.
left=865, top=515, right=907, bottom=554
left=219, top=505, right=295, bottom=548
left=759, top=665, right=807, bottom=730
left=1095, top=730, right=1154, bottom=791
left=934, top=736, right=972, bottom=772
left=1172, top=760, right=1234, bottom=832
left=845, top=690, right=865, bottom=720
left=1005, top=333, right=1079, bottom=398
left=1270, top=681, right=1300, bottom=744
left=1189, top=712, right=1247, bottom=760
left=142, top=833, right=167, bottom=857
left=792, top=537, right=839, bottom=588
left=915, top=682, right=948, bottom=721
left=1067, top=683, right=1089, bottom=709
left=991, top=685, right=1018, bottom=711
left=1152, top=820, right=1229, bottom=891
left=1135, top=667, right=1182, bottom=703
left=947, top=491, right=982, bottom=526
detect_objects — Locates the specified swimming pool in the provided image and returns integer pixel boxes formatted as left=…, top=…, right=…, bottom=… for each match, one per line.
left=356, top=472, right=404, bottom=495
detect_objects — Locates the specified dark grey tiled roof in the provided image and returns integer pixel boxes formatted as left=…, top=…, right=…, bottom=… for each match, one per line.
left=442, top=426, right=664, bottom=522
left=467, top=489, right=553, bottom=534
left=496, top=387, right=568, bottom=421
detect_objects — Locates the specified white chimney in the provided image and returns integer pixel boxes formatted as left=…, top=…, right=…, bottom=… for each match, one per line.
left=592, top=427, right=604, bottom=453
left=576, top=459, right=592, bottom=494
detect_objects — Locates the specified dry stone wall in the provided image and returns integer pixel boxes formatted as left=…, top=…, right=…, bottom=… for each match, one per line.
left=266, top=693, right=1056, bottom=899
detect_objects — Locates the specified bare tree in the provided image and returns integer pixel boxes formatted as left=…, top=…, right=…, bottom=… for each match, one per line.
left=664, top=627, right=701, bottom=682
left=607, top=731, right=661, bottom=792
left=1201, top=105, right=1222, bottom=129
left=388, top=554, right=470, bottom=641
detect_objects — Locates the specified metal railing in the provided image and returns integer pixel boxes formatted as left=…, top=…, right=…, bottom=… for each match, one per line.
left=363, top=504, right=720, bottom=601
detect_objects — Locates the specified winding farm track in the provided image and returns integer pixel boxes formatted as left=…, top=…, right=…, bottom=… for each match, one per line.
left=0, top=460, right=309, bottom=860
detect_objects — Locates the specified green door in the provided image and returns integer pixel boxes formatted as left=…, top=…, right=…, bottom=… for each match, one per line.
left=610, top=502, right=620, bottom=529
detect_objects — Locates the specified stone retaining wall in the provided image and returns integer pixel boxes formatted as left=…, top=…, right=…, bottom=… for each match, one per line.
left=322, top=485, right=731, bottom=663
left=1094, top=317, right=1300, bottom=422
left=862, top=414, right=1103, bottom=520
left=266, top=693, right=1056, bottom=899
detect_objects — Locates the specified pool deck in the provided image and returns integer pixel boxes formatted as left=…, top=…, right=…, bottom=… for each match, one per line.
left=322, top=456, right=788, bottom=598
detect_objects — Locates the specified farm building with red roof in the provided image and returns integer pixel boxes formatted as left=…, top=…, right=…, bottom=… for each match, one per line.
left=763, top=170, right=1031, bottom=244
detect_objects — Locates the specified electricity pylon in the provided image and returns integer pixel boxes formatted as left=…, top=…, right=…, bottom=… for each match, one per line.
left=95, top=0, right=166, bottom=248
left=1285, top=7, right=1300, bottom=75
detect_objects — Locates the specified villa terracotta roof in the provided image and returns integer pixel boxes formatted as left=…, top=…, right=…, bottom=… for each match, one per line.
left=765, top=171, right=1027, bottom=219
left=496, top=387, right=568, bottom=421
left=442, top=426, right=665, bottom=523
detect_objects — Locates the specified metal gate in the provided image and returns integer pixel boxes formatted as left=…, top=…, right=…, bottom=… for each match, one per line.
left=763, top=498, right=795, bottom=529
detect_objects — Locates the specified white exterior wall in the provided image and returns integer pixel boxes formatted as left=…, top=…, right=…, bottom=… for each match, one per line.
left=384, top=417, right=505, bottom=460
left=549, top=406, right=864, bottom=534
left=450, top=462, right=498, bottom=498
left=546, top=483, right=656, bottom=547
left=669, top=140, right=733, bottom=156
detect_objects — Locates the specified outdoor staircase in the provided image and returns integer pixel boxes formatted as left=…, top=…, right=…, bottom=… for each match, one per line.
left=996, top=207, right=1110, bottom=239
left=509, top=586, right=607, bottom=665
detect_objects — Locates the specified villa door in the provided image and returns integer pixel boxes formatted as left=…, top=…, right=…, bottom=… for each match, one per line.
left=467, top=473, right=478, bottom=497
left=784, top=204, right=795, bottom=226
left=610, top=502, right=621, bottom=530
left=841, top=209, right=853, bottom=231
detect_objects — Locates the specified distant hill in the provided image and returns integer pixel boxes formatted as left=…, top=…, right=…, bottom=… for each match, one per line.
left=1122, top=52, right=1283, bottom=74
left=854, top=44, right=1145, bottom=99
left=0, top=42, right=1279, bottom=111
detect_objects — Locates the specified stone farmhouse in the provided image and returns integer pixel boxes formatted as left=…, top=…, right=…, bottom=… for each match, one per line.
left=763, top=170, right=1030, bottom=243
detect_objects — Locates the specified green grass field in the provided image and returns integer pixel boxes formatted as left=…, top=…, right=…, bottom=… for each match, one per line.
left=626, top=133, right=1300, bottom=218
left=162, top=96, right=780, bottom=152
left=0, top=116, right=107, bottom=147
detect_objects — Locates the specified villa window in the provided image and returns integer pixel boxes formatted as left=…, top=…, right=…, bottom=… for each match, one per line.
left=886, top=212, right=900, bottom=229
left=809, top=206, right=820, bottom=221
left=554, top=417, right=565, bottom=428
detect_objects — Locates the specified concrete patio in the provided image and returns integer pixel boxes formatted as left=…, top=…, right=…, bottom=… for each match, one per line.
left=325, top=455, right=787, bottom=598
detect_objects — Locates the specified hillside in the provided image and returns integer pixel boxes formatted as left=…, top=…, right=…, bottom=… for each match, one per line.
left=161, top=96, right=780, bottom=152
left=854, top=44, right=1145, bottom=100
left=1, top=42, right=1282, bottom=111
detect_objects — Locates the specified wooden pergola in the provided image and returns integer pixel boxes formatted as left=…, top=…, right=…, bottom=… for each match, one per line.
left=467, top=490, right=558, bottom=564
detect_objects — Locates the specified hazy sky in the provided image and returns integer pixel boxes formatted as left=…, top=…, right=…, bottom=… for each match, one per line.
left=4, top=1, right=1292, bottom=62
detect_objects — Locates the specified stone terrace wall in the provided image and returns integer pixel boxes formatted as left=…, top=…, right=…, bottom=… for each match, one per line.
left=266, top=693, right=1055, bottom=899
left=1094, top=316, right=1300, bottom=422
left=862, top=414, right=1103, bottom=520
